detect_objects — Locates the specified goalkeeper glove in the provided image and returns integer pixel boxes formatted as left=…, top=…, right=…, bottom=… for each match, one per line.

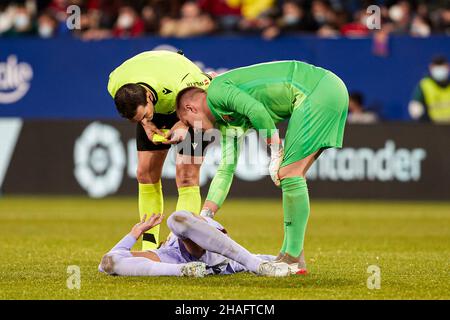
left=269, top=143, right=284, bottom=187
left=200, top=208, right=215, bottom=219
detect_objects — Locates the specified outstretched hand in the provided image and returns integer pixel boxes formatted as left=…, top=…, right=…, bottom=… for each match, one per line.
left=130, top=213, right=164, bottom=239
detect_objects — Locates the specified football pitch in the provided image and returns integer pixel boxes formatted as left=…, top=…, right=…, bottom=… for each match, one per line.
left=0, top=196, right=448, bottom=300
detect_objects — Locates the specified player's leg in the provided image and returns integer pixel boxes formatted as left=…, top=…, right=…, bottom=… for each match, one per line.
left=276, top=150, right=322, bottom=272
left=175, top=154, right=202, bottom=214
left=276, top=71, right=349, bottom=273
left=167, top=211, right=290, bottom=276
left=174, top=127, right=211, bottom=214
left=136, top=119, right=172, bottom=250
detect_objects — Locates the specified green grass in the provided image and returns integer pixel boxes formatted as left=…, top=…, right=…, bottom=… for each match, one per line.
left=0, top=196, right=449, bottom=300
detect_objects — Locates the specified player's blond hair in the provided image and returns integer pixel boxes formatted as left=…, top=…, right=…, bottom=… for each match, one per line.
left=176, top=87, right=206, bottom=116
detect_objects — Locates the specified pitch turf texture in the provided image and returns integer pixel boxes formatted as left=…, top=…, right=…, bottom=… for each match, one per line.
left=0, top=197, right=448, bottom=300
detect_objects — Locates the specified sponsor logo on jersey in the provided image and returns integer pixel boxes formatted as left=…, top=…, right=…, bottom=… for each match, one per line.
left=186, top=80, right=209, bottom=87
left=162, top=87, right=172, bottom=95
left=0, top=55, right=33, bottom=104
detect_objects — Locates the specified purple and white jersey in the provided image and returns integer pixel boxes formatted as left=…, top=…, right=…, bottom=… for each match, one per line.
left=153, top=217, right=272, bottom=275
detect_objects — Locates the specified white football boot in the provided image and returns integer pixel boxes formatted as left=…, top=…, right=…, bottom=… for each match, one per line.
left=257, top=261, right=291, bottom=277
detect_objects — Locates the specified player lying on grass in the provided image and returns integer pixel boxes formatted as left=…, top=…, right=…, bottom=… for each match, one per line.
left=176, top=60, right=349, bottom=274
left=99, top=212, right=291, bottom=277
left=108, top=50, right=214, bottom=250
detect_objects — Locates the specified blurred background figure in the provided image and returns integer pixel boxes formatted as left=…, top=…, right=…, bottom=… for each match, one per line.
left=262, top=0, right=313, bottom=40
left=0, top=0, right=449, bottom=39
left=198, top=0, right=241, bottom=33
left=347, top=92, right=379, bottom=124
left=160, top=1, right=215, bottom=37
left=37, top=10, right=58, bottom=38
left=0, top=2, right=36, bottom=37
left=113, top=5, right=144, bottom=38
left=409, top=55, right=450, bottom=123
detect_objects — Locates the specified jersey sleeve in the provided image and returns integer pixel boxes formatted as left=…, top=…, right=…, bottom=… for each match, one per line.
left=205, top=126, right=244, bottom=208
left=411, top=83, right=425, bottom=105
left=209, top=82, right=277, bottom=138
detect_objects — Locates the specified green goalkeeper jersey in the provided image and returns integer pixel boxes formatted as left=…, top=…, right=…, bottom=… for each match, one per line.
left=206, top=60, right=328, bottom=137
left=205, top=60, right=329, bottom=207
left=108, top=50, right=211, bottom=114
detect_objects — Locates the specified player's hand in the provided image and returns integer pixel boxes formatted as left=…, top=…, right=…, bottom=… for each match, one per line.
left=141, top=120, right=166, bottom=144
left=269, top=143, right=284, bottom=187
left=130, top=213, right=164, bottom=239
left=162, top=120, right=189, bottom=145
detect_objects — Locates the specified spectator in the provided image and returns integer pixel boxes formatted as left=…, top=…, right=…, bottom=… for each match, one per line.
left=228, top=0, right=274, bottom=20
left=141, top=4, right=160, bottom=34
left=347, top=92, right=379, bottom=124
left=409, top=55, right=450, bottom=123
left=262, top=0, right=306, bottom=40
left=1, top=4, right=36, bottom=37
left=37, top=11, right=58, bottom=38
left=198, top=0, right=241, bottom=32
left=0, top=0, right=449, bottom=38
left=311, top=0, right=341, bottom=37
left=113, top=5, right=145, bottom=38
left=387, top=0, right=413, bottom=35
left=432, top=4, right=450, bottom=35
left=160, top=1, right=215, bottom=38
left=410, top=14, right=431, bottom=37
left=341, top=8, right=370, bottom=37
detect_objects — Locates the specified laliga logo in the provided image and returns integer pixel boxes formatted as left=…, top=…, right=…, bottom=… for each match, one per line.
left=74, top=122, right=126, bottom=198
left=0, top=55, right=33, bottom=104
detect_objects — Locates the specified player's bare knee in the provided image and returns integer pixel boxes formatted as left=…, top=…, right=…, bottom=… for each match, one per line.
left=176, top=167, right=199, bottom=187
left=177, top=177, right=197, bottom=188
left=136, top=166, right=161, bottom=184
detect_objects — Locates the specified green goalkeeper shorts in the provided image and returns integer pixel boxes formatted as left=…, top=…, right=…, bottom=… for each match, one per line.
left=281, top=71, right=349, bottom=167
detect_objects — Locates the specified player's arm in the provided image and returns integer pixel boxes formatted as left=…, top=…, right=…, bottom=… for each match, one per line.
left=408, top=83, right=430, bottom=122
left=210, top=83, right=283, bottom=186
left=201, top=127, right=244, bottom=217
left=217, top=83, right=278, bottom=140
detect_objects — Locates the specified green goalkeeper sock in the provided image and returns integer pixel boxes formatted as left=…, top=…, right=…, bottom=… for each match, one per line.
left=139, top=181, right=164, bottom=250
left=280, top=224, right=288, bottom=255
left=281, top=176, right=310, bottom=258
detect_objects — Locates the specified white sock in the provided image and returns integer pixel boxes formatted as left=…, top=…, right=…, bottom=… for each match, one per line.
left=167, top=211, right=263, bottom=273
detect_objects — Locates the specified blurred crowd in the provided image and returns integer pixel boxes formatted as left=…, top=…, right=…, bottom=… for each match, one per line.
left=0, top=0, right=449, bottom=40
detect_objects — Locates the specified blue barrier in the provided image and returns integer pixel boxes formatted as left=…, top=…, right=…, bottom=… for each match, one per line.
left=0, top=35, right=449, bottom=120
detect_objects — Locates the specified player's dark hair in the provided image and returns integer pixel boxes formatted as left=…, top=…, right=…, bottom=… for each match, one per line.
left=176, top=87, right=205, bottom=115
left=431, top=55, right=448, bottom=66
left=114, top=84, right=147, bottom=120
left=349, top=92, right=364, bottom=106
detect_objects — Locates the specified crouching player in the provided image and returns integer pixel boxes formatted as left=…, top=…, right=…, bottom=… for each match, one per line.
left=176, top=60, right=349, bottom=274
left=99, top=212, right=291, bottom=277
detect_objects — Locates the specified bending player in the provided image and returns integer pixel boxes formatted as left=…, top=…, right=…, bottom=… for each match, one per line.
left=176, top=60, right=349, bottom=274
left=99, top=212, right=290, bottom=277
left=108, top=50, right=213, bottom=250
